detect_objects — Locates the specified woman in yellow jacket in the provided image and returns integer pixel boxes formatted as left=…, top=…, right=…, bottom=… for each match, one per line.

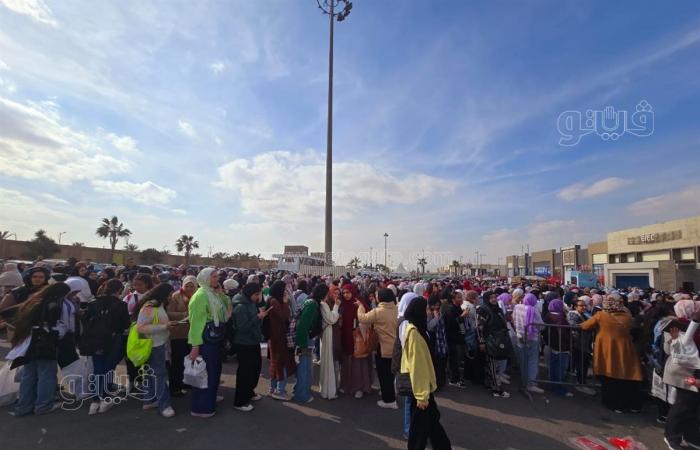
left=401, top=296, right=452, bottom=450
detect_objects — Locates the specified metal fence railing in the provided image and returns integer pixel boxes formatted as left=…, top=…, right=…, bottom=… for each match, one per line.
left=517, top=322, right=597, bottom=394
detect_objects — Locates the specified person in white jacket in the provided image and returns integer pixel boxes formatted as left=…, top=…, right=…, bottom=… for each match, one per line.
left=319, top=290, right=341, bottom=399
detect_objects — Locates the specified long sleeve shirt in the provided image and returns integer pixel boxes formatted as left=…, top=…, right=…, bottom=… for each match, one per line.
left=663, top=320, right=700, bottom=391
left=357, top=302, right=397, bottom=358
left=137, top=303, right=169, bottom=347
left=296, top=299, right=319, bottom=349
left=400, top=324, right=437, bottom=402
left=188, top=289, right=228, bottom=347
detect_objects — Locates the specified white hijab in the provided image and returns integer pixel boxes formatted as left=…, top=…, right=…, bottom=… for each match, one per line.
left=196, top=268, right=223, bottom=326
left=398, top=292, right=419, bottom=348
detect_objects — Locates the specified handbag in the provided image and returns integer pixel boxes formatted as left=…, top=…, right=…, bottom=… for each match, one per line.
left=27, top=326, right=58, bottom=360
left=0, top=362, right=19, bottom=407
left=486, top=329, right=512, bottom=360
left=396, top=372, right=413, bottom=397
left=353, top=326, right=374, bottom=358
left=183, top=355, right=208, bottom=389
left=203, top=321, right=225, bottom=344
left=126, top=309, right=159, bottom=368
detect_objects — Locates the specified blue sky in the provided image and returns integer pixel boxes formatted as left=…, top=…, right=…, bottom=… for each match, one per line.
left=1, top=0, right=699, bottom=269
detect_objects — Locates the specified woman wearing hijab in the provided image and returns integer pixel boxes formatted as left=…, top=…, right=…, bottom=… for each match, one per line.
left=402, top=296, right=452, bottom=450
left=188, top=268, right=231, bottom=417
left=267, top=280, right=293, bottom=400
left=590, top=294, right=604, bottom=316
left=663, top=301, right=700, bottom=450
left=339, top=283, right=373, bottom=398
left=392, top=292, right=419, bottom=439
left=319, top=283, right=341, bottom=400
left=0, top=266, right=50, bottom=313
left=513, top=293, right=544, bottom=394
left=581, top=294, right=643, bottom=413
left=136, top=283, right=175, bottom=418
left=167, top=274, right=197, bottom=397
left=10, top=282, right=70, bottom=416
left=0, top=263, right=24, bottom=297
left=543, top=299, right=573, bottom=397
left=476, top=291, right=511, bottom=398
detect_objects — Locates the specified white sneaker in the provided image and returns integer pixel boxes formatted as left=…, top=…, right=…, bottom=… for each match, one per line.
left=527, top=385, right=545, bottom=394
left=498, top=375, right=511, bottom=385
left=271, top=392, right=290, bottom=401
left=354, top=391, right=364, bottom=399
left=251, top=394, right=262, bottom=401
left=98, top=400, right=114, bottom=414
left=575, top=386, right=596, bottom=396
left=161, top=406, right=175, bottom=418
left=377, top=400, right=399, bottom=409
left=235, top=404, right=254, bottom=412
left=564, top=392, right=574, bottom=398
left=216, top=395, right=225, bottom=403
left=88, top=403, right=100, bottom=416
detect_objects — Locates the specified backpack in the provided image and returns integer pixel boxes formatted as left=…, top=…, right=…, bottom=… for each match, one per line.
left=79, top=300, right=113, bottom=356
left=286, top=293, right=307, bottom=346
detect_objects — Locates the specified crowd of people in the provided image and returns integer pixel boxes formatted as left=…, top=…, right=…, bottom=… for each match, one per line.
left=1, top=257, right=699, bottom=450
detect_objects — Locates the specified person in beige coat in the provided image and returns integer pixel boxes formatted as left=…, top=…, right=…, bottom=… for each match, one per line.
left=357, top=288, right=399, bottom=409
left=166, top=275, right=197, bottom=396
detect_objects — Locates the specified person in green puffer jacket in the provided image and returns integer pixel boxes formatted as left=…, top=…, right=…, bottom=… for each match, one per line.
left=231, top=282, right=268, bottom=411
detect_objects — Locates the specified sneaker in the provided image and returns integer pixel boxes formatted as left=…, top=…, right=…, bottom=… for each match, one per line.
left=575, top=386, right=597, bottom=396
left=501, top=373, right=511, bottom=380
left=498, top=376, right=511, bottom=385
left=613, top=409, right=624, bottom=414
left=354, top=391, right=364, bottom=399
left=564, top=392, right=575, bottom=398
left=234, top=404, right=254, bottom=412
left=216, top=395, right=225, bottom=403
left=161, top=406, right=175, bottom=418
left=656, top=416, right=667, bottom=424
left=191, top=411, right=216, bottom=418
left=251, top=394, right=262, bottom=402
left=36, top=403, right=62, bottom=415
left=98, top=400, right=115, bottom=414
left=457, top=381, right=469, bottom=389
left=305, top=396, right=314, bottom=404
left=88, top=402, right=100, bottom=416
left=143, top=402, right=159, bottom=411
left=271, top=392, right=290, bottom=401
left=338, top=388, right=346, bottom=394
left=377, top=400, right=399, bottom=409
left=492, top=390, right=511, bottom=399
left=527, top=385, right=545, bottom=394
left=448, top=381, right=461, bottom=387
left=664, top=437, right=684, bottom=450
left=629, top=409, right=641, bottom=414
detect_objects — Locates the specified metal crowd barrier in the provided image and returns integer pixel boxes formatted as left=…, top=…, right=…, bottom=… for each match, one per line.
left=516, top=322, right=598, bottom=391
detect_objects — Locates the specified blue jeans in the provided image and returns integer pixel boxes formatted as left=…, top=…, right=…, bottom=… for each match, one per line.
left=144, top=345, right=171, bottom=411
left=293, top=350, right=313, bottom=402
left=272, top=367, right=288, bottom=395
left=517, top=339, right=539, bottom=387
left=15, top=359, right=58, bottom=416
left=549, top=351, right=570, bottom=395
left=403, top=395, right=412, bottom=436
left=92, top=335, right=124, bottom=401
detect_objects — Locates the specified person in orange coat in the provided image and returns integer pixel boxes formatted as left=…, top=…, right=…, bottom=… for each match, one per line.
left=581, top=294, right=644, bottom=413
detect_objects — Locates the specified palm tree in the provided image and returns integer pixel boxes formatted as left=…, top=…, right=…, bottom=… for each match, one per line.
left=212, top=251, right=230, bottom=260
left=347, top=257, right=361, bottom=269
left=451, top=260, right=461, bottom=275
left=417, top=257, right=427, bottom=274
left=124, top=243, right=139, bottom=252
left=96, top=216, right=131, bottom=263
left=175, top=235, right=199, bottom=266
left=0, top=231, right=10, bottom=240
left=72, top=242, right=85, bottom=247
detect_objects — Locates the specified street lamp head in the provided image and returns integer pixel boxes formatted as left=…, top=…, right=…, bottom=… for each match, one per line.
left=317, top=0, right=352, bottom=21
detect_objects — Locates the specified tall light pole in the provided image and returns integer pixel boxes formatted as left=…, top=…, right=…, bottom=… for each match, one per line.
left=383, top=233, right=389, bottom=268
left=58, top=231, right=67, bottom=245
left=317, top=0, right=353, bottom=266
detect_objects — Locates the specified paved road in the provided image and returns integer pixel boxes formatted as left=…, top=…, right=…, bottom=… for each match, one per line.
left=0, top=336, right=665, bottom=450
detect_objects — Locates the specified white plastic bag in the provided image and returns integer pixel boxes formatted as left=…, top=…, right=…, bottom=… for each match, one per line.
left=0, top=362, right=20, bottom=407
left=183, top=356, right=208, bottom=389
left=60, top=356, right=92, bottom=399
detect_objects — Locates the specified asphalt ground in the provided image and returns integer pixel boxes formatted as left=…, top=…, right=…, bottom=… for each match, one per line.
left=0, top=334, right=666, bottom=450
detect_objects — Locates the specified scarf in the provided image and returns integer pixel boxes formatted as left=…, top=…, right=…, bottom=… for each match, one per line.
left=674, top=300, right=700, bottom=319
left=196, top=268, right=223, bottom=326
left=398, top=292, right=419, bottom=348
left=602, top=295, right=625, bottom=313
left=516, top=293, right=539, bottom=340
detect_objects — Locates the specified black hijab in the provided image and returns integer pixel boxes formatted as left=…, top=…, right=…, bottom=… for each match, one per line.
left=404, top=296, right=430, bottom=345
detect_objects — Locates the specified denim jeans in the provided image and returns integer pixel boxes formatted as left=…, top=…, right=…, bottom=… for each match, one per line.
left=403, top=395, right=412, bottom=437
left=144, top=345, right=171, bottom=411
left=293, top=350, right=313, bottom=402
left=549, top=350, right=570, bottom=395
left=15, top=359, right=58, bottom=416
left=517, top=339, right=539, bottom=387
left=92, top=335, right=124, bottom=401
left=272, top=367, right=288, bottom=395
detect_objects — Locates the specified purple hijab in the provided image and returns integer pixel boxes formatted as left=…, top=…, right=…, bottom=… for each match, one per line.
left=522, top=293, right=538, bottom=340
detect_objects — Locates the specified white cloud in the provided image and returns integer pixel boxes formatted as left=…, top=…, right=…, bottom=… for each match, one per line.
left=104, top=132, right=140, bottom=154
left=178, top=119, right=196, bottom=137
left=0, top=58, right=8, bottom=70
left=558, top=177, right=631, bottom=201
left=39, top=193, right=70, bottom=205
left=208, top=61, right=226, bottom=75
left=0, top=0, right=57, bottom=27
left=216, top=150, right=458, bottom=223
left=0, top=95, right=131, bottom=184
left=91, top=180, right=177, bottom=205
left=0, top=76, right=16, bottom=93
left=528, top=220, right=576, bottom=237
left=628, top=184, right=700, bottom=217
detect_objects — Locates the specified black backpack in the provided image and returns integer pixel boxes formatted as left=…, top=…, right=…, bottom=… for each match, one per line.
left=79, top=301, right=113, bottom=356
